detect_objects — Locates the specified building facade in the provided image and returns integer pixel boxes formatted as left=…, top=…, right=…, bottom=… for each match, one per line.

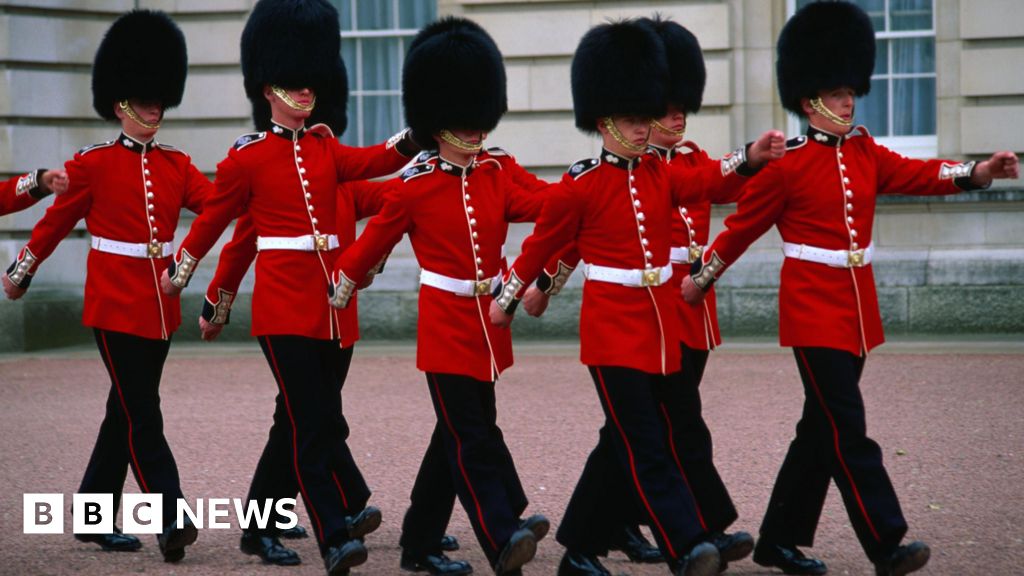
left=1, top=0, right=1021, bottom=350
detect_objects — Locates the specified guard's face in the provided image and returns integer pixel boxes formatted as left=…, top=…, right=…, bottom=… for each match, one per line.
left=266, top=86, right=316, bottom=124
left=598, top=115, right=653, bottom=158
left=115, top=98, right=164, bottom=138
left=804, top=87, right=856, bottom=134
left=651, top=105, right=686, bottom=148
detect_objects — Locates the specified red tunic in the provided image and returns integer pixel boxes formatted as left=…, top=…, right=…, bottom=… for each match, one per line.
left=505, top=148, right=747, bottom=375
left=657, top=142, right=746, bottom=351
left=333, top=149, right=549, bottom=382
left=173, top=122, right=412, bottom=340
left=204, top=180, right=389, bottom=347
left=1, top=170, right=48, bottom=216
left=17, top=134, right=212, bottom=340
left=701, top=126, right=982, bottom=355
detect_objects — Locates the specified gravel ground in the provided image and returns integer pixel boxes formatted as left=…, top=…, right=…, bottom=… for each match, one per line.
left=1, top=341, right=1022, bottom=575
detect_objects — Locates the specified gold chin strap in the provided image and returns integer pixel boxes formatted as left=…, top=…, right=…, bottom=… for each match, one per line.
left=810, top=97, right=853, bottom=127
left=652, top=119, right=685, bottom=138
left=119, top=101, right=160, bottom=130
left=271, top=86, right=316, bottom=112
left=602, top=117, right=649, bottom=154
left=439, top=129, right=484, bottom=153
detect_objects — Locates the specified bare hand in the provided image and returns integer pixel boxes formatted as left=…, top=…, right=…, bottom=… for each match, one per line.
left=748, top=130, right=786, bottom=169
left=973, top=151, right=1020, bottom=186
left=681, top=275, right=706, bottom=305
left=199, top=317, right=224, bottom=342
left=489, top=299, right=513, bottom=328
left=160, top=269, right=182, bottom=296
left=41, top=169, right=69, bottom=196
left=2, top=274, right=27, bottom=300
left=521, top=286, right=550, bottom=317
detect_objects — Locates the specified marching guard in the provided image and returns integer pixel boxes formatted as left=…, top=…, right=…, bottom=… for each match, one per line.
left=328, top=17, right=551, bottom=576
left=2, top=10, right=209, bottom=562
left=489, top=19, right=777, bottom=576
left=683, top=3, right=1019, bottom=575
left=160, top=0, right=421, bottom=573
left=0, top=168, right=68, bottom=216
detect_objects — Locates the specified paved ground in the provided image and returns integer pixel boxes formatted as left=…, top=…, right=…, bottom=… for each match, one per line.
left=1, top=340, right=1022, bottom=575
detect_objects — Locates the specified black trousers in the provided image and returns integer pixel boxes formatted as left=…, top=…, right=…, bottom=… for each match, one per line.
left=660, top=344, right=738, bottom=534
left=253, top=336, right=369, bottom=553
left=759, top=347, right=907, bottom=562
left=400, top=373, right=523, bottom=565
left=79, top=329, right=183, bottom=526
left=556, top=365, right=707, bottom=564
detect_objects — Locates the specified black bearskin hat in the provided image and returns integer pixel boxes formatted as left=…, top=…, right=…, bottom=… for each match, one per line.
left=306, top=56, right=349, bottom=136
left=642, top=15, right=705, bottom=115
left=402, top=16, right=507, bottom=147
left=91, top=10, right=188, bottom=121
left=571, top=19, right=668, bottom=133
left=241, top=0, right=344, bottom=131
left=777, top=0, right=876, bottom=115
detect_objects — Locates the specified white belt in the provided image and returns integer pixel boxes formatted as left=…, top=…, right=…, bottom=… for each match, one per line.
left=257, top=234, right=339, bottom=252
left=782, top=242, right=874, bottom=268
left=670, top=245, right=705, bottom=264
left=420, top=269, right=500, bottom=297
left=582, top=262, right=673, bottom=287
left=91, top=236, right=173, bottom=259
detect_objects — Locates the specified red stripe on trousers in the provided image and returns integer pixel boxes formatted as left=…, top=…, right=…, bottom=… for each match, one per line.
left=263, top=338, right=325, bottom=542
left=659, top=403, right=708, bottom=531
left=430, top=374, right=499, bottom=551
left=595, top=368, right=679, bottom=560
left=100, top=331, right=151, bottom=494
left=331, top=472, right=350, bottom=509
left=797, top=349, right=882, bottom=542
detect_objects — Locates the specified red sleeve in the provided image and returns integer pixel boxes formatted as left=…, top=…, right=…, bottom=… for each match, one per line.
left=177, top=151, right=250, bottom=262
left=505, top=176, right=580, bottom=293
left=333, top=185, right=412, bottom=285
left=504, top=176, right=554, bottom=224
left=874, top=143, right=978, bottom=197
left=331, top=140, right=414, bottom=183
left=0, top=173, right=42, bottom=216
left=205, top=214, right=257, bottom=301
left=667, top=155, right=747, bottom=207
left=182, top=161, right=214, bottom=215
left=349, top=179, right=394, bottom=220
left=23, top=156, right=93, bottom=272
left=704, top=160, right=787, bottom=274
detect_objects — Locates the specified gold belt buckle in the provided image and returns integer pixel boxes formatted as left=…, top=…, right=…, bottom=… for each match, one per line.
left=642, top=268, right=661, bottom=287
left=847, top=249, right=864, bottom=267
left=147, top=242, right=162, bottom=258
left=313, top=234, right=329, bottom=251
left=688, top=245, right=704, bottom=263
left=474, top=280, right=492, bottom=296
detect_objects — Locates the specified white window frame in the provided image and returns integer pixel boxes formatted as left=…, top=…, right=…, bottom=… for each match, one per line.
left=339, top=1, right=424, bottom=146
left=784, top=0, right=937, bottom=158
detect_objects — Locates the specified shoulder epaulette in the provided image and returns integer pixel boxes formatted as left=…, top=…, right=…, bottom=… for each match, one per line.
left=78, top=141, right=115, bottom=156
left=486, top=146, right=512, bottom=158
left=307, top=123, right=334, bottom=139
left=233, top=132, right=267, bottom=151
left=567, top=157, right=600, bottom=180
left=400, top=163, right=434, bottom=182
left=786, top=135, right=808, bottom=151
left=414, top=150, right=438, bottom=163
left=155, top=142, right=189, bottom=156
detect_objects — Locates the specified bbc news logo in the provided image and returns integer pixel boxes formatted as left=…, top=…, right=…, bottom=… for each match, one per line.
left=24, top=494, right=298, bottom=534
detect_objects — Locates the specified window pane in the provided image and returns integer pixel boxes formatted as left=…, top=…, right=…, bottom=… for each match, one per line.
left=893, top=78, right=935, bottom=135
left=341, top=40, right=357, bottom=86
left=361, top=38, right=400, bottom=91
left=356, top=0, right=394, bottom=30
left=362, top=95, right=402, bottom=145
left=399, top=0, right=436, bottom=28
left=856, top=85, right=889, bottom=136
left=852, top=0, right=886, bottom=31
left=891, top=0, right=932, bottom=31
left=892, top=38, right=934, bottom=74
left=341, top=100, right=359, bottom=146
left=873, top=38, right=889, bottom=75
left=338, top=0, right=353, bottom=31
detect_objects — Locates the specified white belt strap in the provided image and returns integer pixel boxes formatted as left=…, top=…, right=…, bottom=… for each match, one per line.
left=582, top=262, right=673, bottom=287
left=91, top=236, right=173, bottom=259
left=420, top=269, right=501, bottom=297
left=669, top=245, right=705, bottom=265
left=782, top=242, right=874, bottom=268
left=257, top=234, right=340, bottom=252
